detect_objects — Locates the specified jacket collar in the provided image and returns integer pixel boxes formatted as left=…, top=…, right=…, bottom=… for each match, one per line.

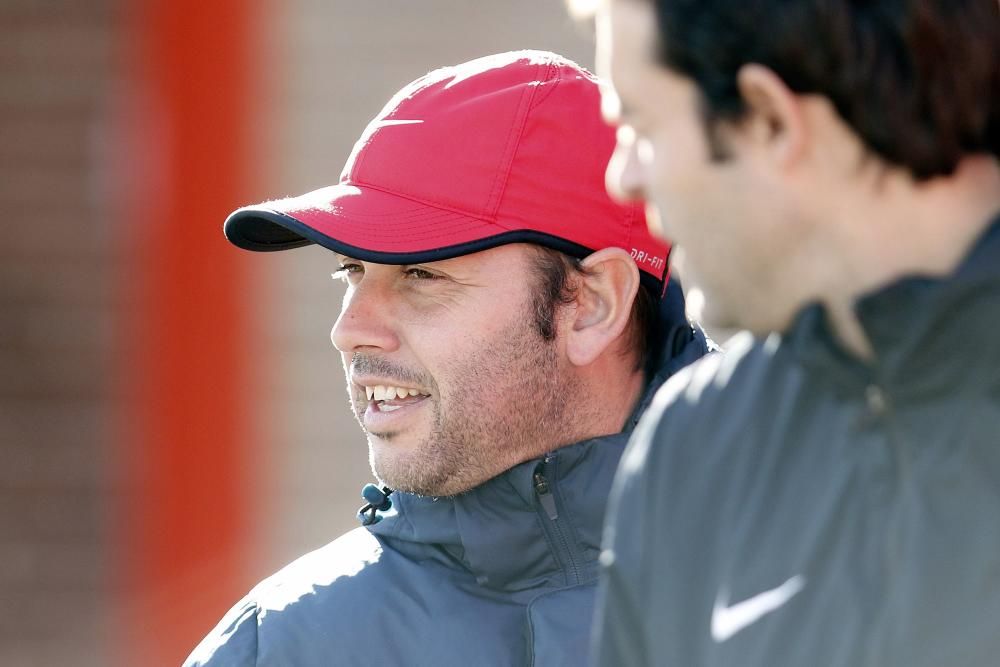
left=369, top=435, right=628, bottom=591
left=791, top=211, right=1000, bottom=394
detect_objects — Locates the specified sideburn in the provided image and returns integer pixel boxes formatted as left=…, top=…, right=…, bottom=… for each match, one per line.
left=529, top=247, right=584, bottom=341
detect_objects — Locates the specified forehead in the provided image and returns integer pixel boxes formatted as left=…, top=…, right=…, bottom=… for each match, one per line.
left=596, top=0, right=660, bottom=115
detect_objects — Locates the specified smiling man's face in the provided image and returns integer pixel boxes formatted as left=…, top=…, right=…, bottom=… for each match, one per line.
left=330, top=243, right=578, bottom=497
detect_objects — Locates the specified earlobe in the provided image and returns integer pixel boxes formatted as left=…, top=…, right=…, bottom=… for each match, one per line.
left=565, top=247, right=640, bottom=367
left=736, top=63, right=806, bottom=167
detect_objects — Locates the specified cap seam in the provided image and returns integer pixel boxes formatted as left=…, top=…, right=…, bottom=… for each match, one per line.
left=295, top=204, right=470, bottom=224
left=481, top=70, right=542, bottom=224
left=344, top=179, right=496, bottom=225
left=526, top=59, right=563, bottom=110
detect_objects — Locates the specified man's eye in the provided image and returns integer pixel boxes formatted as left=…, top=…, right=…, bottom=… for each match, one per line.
left=332, top=263, right=363, bottom=282
left=404, top=267, right=438, bottom=280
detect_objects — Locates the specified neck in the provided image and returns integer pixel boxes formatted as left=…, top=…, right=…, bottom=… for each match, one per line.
left=817, top=155, right=1000, bottom=360
left=509, top=358, right=644, bottom=469
left=577, top=359, right=646, bottom=436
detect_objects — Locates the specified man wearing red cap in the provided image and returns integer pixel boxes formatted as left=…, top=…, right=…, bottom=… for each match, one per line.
left=185, top=50, right=709, bottom=665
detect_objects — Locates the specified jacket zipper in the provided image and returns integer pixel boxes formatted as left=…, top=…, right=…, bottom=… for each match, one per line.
left=533, top=458, right=581, bottom=585
left=867, top=383, right=913, bottom=566
left=865, top=381, right=913, bottom=665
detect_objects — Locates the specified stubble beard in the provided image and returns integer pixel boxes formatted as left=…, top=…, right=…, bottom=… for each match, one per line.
left=353, top=317, right=573, bottom=498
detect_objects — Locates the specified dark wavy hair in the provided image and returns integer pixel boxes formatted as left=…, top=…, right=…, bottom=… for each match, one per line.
left=645, top=0, right=1000, bottom=179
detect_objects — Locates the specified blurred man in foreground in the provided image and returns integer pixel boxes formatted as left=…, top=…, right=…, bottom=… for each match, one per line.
left=184, top=50, right=709, bottom=666
left=588, top=0, right=1000, bottom=665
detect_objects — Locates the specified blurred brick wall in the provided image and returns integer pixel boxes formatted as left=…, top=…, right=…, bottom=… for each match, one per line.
left=0, top=1, right=604, bottom=663
left=0, top=1, right=117, bottom=665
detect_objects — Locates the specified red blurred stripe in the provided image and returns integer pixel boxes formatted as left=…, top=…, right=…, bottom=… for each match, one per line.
left=115, top=1, right=264, bottom=663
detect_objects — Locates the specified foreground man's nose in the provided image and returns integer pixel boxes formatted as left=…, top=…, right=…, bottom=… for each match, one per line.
left=605, top=125, right=649, bottom=203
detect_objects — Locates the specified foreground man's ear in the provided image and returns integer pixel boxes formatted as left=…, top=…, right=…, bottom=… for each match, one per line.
left=735, top=63, right=808, bottom=170
left=565, top=246, right=640, bottom=367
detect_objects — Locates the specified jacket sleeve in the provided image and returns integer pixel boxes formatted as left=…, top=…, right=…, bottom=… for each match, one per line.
left=182, top=595, right=260, bottom=667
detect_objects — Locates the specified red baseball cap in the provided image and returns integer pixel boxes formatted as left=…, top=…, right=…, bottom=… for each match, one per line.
left=224, top=50, right=670, bottom=291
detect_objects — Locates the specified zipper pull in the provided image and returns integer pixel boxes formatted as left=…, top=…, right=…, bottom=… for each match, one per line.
left=533, top=470, right=559, bottom=520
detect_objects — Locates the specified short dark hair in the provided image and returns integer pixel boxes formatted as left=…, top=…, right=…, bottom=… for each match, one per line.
left=644, top=0, right=1000, bottom=179
left=530, top=246, right=657, bottom=371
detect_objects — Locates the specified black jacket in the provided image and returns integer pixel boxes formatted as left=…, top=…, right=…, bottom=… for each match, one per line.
left=594, top=214, right=1000, bottom=667
left=185, top=281, right=710, bottom=667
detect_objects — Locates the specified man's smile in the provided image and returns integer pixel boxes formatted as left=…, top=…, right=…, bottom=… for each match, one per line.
left=353, top=380, right=432, bottom=432
left=365, top=384, right=429, bottom=405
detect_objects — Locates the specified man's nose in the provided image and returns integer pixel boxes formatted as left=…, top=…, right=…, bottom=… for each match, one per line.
left=605, top=125, right=648, bottom=203
left=330, top=285, right=400, bottom=354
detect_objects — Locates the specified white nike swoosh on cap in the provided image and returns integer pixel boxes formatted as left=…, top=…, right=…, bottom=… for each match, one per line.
left=711, top=575, right=806, bottom=643
left=372, top=119, right=423, bottom=127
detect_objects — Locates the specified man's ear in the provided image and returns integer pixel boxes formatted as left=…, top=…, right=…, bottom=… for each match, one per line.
left=735, top=63, right=806, bottom=169
left=564, top=247, right=640, bottom=367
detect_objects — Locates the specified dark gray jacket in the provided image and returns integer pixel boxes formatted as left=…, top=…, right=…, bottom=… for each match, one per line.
left=185, top=283, right=709, bottom=667
left=594, top=214, right=1000, bottom=667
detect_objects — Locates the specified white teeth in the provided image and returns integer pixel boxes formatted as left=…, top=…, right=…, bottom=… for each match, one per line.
left=365, top=384, right=425, bottom=402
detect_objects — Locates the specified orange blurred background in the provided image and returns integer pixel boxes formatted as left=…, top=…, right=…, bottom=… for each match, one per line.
left=0, top=1, right=595, bottom=664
